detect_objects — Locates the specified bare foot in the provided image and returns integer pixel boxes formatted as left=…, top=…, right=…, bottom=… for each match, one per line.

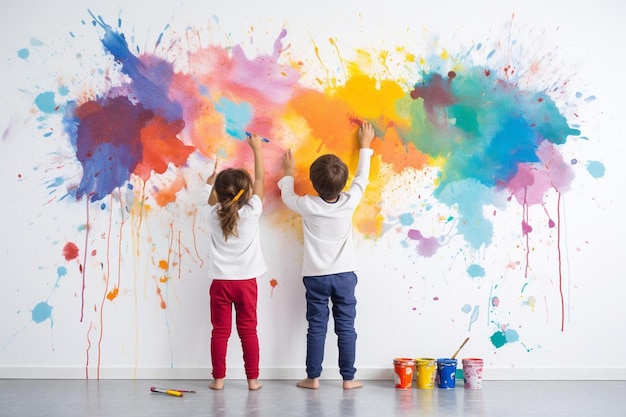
left=343, top=379, right=363, bottom=390
left=296, top=377, right=320, bottom=389
left=209, top=378, right=225, bottom=390
left=248, top=379, right=262, bottom=390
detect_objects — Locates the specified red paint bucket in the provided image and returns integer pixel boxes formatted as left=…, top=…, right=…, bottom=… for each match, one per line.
left=393, top=358, right=416, bottom=389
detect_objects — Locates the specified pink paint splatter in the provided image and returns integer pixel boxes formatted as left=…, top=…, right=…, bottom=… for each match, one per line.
left=407, top=229, right=440, bottom=257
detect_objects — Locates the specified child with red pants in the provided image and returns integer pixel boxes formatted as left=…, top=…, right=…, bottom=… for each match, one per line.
left=202, top=133, right=266, bottom=390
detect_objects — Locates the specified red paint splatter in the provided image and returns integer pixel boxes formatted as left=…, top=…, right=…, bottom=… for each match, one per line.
left=555, top=188, right=565, bottom=331
left=63, top=242, right=80, bottom=261
left=85, top=321, right=93, bottom=379
left=409, top=73, right=457, bottom=127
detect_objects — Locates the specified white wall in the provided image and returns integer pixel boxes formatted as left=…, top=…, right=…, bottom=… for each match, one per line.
left=1, top=0, right=624, bottom=380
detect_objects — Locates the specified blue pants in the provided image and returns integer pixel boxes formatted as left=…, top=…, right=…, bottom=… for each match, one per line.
left=303, top=272, right=358, bottom=380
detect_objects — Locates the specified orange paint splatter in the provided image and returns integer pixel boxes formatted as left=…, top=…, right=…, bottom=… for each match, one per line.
left=158, top=260, right=169, bottom=270
left=106, top=287, right=119, bottom=301
left=133, top=115, right=195, bottom=181
left=269, top=278, right=278, bottom=297
left=153, top=174, right=186, bottom=207
left=156, top=286, right=167, bottom=309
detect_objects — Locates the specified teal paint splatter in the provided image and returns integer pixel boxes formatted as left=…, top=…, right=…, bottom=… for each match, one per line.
left=215, top=96, right=253, bottom=140
left=467, top=264, right=485, bottom=278
left=404, top=65, right=580, bottom=250
left=490, top=330, right=507, bottom=348
left=399, top=213, right=414, bottom=226
left=35, top=92, right=56, bottom=113
left=436, top=178, right=498, bottom=249
left=31, top=302, right=53, bottom=325
left=586, top=160, right=605, bottom=178
left=17, top=48, right=29, bottom=59
left=490, top=329, right=519, bottom=348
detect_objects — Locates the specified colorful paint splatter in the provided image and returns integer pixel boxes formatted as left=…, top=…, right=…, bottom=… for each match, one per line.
left=5, top=8, right=601, bottom=373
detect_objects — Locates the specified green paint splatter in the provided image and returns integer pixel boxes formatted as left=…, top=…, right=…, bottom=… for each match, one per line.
left=490, top=330, right=507, bottom=348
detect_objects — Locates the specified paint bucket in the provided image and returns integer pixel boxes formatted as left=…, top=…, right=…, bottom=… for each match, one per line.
left=462, top=358, right=484, bottom=389
left=415, top=358, right=437, bottom=389
left=393, top=358, right=416, bottom=389
left=436, top=358, right=457, bottom=389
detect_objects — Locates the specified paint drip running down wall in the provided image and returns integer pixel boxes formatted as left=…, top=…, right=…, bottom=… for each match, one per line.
left=8, top=8, right=602, bottom=370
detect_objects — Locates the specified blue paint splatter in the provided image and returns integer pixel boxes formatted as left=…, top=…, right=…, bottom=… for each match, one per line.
left=467, top=264, right=485, bottom=278
left=586, top=160, right=605, bottom=178
left=468, top=305, right=480, bottom=331
left=17, top=48, right=29, bottom=59
left=490, top=328, right=519, bottom=348
left=88, top=10, right=182, bottom=123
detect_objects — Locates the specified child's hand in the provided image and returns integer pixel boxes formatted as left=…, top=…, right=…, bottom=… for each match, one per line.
left=282, top=149, right=295, bottom=176
left=359, top=122, right=375, bottom=149
left=247, top=133, right=263, bottom=150
left=207, top=157, right=218, bottom=185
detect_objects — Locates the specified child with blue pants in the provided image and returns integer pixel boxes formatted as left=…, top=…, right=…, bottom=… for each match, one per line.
left=278, top=122, right=375, bottom=389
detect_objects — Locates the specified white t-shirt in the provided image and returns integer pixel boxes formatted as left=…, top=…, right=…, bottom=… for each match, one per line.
left=278, top=148, right=374, bottom=276
left=201, top=185, right=267, bottom=280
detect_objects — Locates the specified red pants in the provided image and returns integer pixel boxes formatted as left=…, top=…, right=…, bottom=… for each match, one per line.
left=209, top=278, right=260, bottom=379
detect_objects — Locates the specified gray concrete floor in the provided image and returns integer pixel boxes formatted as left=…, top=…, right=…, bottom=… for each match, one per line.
left=0, top=379, right=625, bottom=417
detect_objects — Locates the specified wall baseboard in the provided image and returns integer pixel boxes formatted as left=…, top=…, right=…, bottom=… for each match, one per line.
left=0, top=367, right=624, bottom=380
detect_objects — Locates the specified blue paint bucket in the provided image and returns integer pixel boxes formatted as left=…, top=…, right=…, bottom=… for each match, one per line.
left=436, top=358, right=457, bottom=389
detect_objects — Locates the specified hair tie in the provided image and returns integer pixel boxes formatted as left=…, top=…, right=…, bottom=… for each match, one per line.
left=232, top=189, right=245, bottom=202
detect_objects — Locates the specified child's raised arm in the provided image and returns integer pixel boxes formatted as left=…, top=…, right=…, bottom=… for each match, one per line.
left=359, top=122, right=375, bottom=149
left=282, top=149, right=295, bottom=177
left=248, top=133, right=265, bottom=199
left=207, top=158, right=219, bottom=206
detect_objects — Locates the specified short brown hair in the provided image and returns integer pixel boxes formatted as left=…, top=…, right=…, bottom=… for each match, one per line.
left=309, top=154, right=348, bottom=201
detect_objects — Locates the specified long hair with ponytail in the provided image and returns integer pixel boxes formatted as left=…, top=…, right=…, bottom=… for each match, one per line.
left=213, top=168, right=253, bottom=241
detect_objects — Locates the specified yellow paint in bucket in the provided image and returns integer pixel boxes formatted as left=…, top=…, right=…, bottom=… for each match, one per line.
left=415, top=358, right=437, bottom=389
